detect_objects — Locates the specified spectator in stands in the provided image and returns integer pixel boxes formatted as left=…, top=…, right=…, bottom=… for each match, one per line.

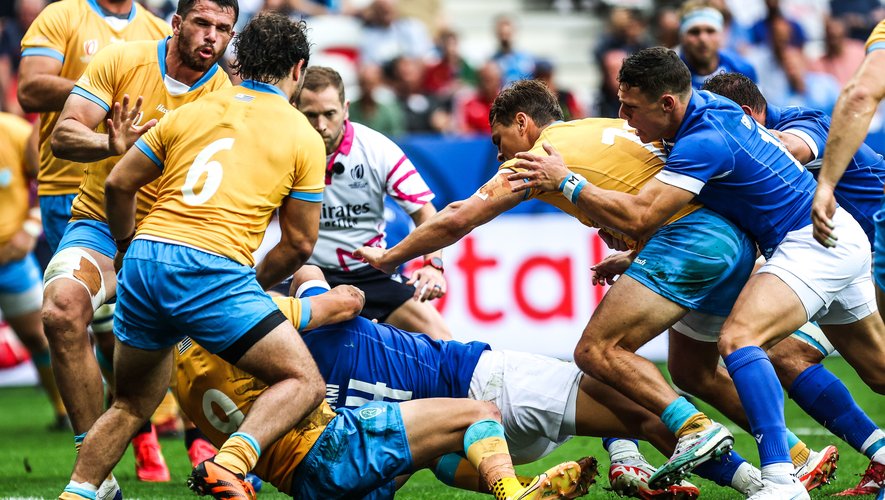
left=360, top=0, right=434, bottom=66
left=592, top=8, right=649, bottom=117
left=653, top=6, right=681, bottom=48
left=533, top=59, right=582, bottom=121
left=423, top=28, right=477, bottom=99
left=455, top=61, right=502, bottom=135
left=747, top=0, right=806, bottom=49
left=677, top=0, right=757, bottom=89
left=349, top=63, right=405, bottom=137
left=809, top=16, right=867, bottom=86
left=491, top=14, right=535, bottom=85
left=830, top=0, right=885, bottom=41
left=0, top=0, right=45, bottom=115
left=385, top=56, right=450, bottom=134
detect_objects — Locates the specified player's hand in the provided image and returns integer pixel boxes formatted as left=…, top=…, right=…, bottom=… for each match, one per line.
left=591, top=251, right=634, bottom=286
left=598, top=229, right=629, bottom=251
left=107, top=94, right=158, bottom=156
left=408, top=266, right=446, bottom=301
left=508, top=142, right=569, bottom=193
left=113, top=251, right=126, bottom=273
left=353, top=246, right=397, bottom=274
left=811, top=183, right=838, bottom=248
left=0, top=229, right=35, bottom=265
left=328, top=284, right=366, bottom=318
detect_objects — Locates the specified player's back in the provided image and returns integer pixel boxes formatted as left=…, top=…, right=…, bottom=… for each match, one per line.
left=767, top=104, right=885, bottom=244
left=21, top=0, right=170, bottom=196
left=70, top=39, right=230, bottom=224
left=302, top=316, right=489, bottom=409
left=668, top=91, right=817, bottom=257
left=135, top=81, right=325, bottom=266
left=173, top=338, right=335, bottom=493
left=0, top=113, right=33, bottom=242
left=502, top=117, right=701, bottom=245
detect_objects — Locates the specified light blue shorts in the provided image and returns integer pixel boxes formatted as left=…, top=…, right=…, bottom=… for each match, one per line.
left=57, top=219, right=117, bottom=259
left=0, top=253, right=42, bottom=294
left=625, top=208, right=756, bottom=317
left=39, top=193, right=76, bottom=254
left=114, top=239, right=283, bottom=360
left=873, top=205, right=885, bottom=293
left=289, top=402, right=412, bottom=499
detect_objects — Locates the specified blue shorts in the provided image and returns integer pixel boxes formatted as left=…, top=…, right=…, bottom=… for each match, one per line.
left=625, top=208, right=756, bottom=317
left=0, top=253, right=42, bottom=294
left=289, top=402, right=412, bottom=499
left=114, top=239, right=283, bottom=357
left=56, top=219, right=117, bottom=259
left=874, top=205, right=885, bottom=292
left=39, top=193, right=76, bottom=253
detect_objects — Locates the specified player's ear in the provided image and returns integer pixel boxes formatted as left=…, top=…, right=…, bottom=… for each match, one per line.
left=660, top=94, right=677, bottom=113
left=292, top=59, right=306, bottom=84
left=171, top=14, right=182, bottom=35
left=343, top=100, right=350, bottom=120
left=515, top=112, right=528, bottom=136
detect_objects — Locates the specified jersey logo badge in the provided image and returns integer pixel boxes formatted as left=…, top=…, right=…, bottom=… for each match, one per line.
left=351, top=164, right=365, bottom=180
left=234, top=93, right=255, bottom=102
left=83, top=39, right=99, bottom=56
left=358, top=406, right=386, bottom=420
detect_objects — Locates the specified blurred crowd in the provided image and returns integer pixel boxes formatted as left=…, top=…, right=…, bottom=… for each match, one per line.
left=0, top=0, right=882, bottom=136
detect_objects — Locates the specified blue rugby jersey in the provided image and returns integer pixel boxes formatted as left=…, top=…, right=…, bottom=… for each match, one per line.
left=302, top=316, right=490, bottom=409
left=657, top=90, right=817, bottom=258
left=765, top=104, right=885, bottom=244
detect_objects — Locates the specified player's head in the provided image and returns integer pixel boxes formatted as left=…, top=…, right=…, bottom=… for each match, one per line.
left=617, top=47, right=691, bottom=143
left=679, top=1, right=723, bottom=67
left=232, top=13, right=310, bottom=88
left=701, top=72, right=767, bottom=123
left=295, top=66, right=348, bottom=154
left=172, top=0, right=238, bottom=72
left=489, top=79, right=563, bottom=162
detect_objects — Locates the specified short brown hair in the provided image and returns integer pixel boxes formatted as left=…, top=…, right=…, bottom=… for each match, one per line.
left=489, top=79, right=563, bottom=128
left=299, top=66, right=345, bottom=105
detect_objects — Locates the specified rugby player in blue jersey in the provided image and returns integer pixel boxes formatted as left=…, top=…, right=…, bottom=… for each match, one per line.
left=507, top=47, right=882, bottom=499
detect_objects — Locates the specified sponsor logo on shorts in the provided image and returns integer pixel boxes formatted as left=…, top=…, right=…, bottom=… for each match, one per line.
left=358, top=406, right=386, bottom=420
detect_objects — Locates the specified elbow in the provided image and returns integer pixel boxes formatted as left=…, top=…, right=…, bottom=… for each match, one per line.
left=441, top=202, right=477, bottom=238
left=17, top=83, right=38, bottom=113
left=290, top=239, right=316, bottom=266
left=842, top=80, right=877, bottom=113
left=49, top=129, right=68, bottom=159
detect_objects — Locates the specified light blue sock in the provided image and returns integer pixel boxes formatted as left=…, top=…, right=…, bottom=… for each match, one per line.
left=660, top=396, right=701, bottom=434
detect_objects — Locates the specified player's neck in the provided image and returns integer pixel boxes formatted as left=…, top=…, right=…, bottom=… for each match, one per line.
left=165, top=40, right=207, bottom=87
left=688, top=54, right=719, bottom=77
left=96, top=0, right=133, bottom=16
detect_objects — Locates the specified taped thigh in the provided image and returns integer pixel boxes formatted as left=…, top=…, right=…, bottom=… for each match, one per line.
left=44, top=247, right=108, bottom=311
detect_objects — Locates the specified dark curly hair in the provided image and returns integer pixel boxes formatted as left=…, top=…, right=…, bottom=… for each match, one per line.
left=618, top=47, right=691, bottom=101
left=177, top=0, right=239, bottom=23
left=489, top=79, right=563, bottom=128
left=701, top=72, right=767, bottom=114
left=232, top=13, right=310, bottom=84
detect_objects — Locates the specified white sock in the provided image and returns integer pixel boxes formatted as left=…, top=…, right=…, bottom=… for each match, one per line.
left=871, top=446, right=885, bottom=465
left=97, top=475, right=121, bottom=500
left=65, top=480, right=98, bottom=498
left=761, top=462, right=794, bottom=484
left=607, top=439, right=641, bottom=463
left=731, top=462, right=763, bottom=495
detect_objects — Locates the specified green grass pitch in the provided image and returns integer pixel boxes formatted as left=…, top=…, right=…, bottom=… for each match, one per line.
left=1, top=357, right=882, bottom=498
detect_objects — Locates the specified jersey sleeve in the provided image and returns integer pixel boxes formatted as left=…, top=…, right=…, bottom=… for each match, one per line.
left=272, top=296, right=310, bottom=331
left=778, top=119, right=827, bottom=164
left=134, top=116, right=168, bottom=170
left=70, top=46, right=122, bottom=113
left=657, top=130, right=734, bottom=195
left=382, top=139, right=434, bottom=214
left=288, top=126, right=326, bottom=202
left=20, top=2, right=71, bottom=62
left=866, top=20, right=885, bottom=53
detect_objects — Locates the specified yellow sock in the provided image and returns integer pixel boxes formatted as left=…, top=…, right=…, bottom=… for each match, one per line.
left=213, top=433, right=260, bottom=476
left=676, top=413, right=713, bottom=437
left=491, top=477, right=524, bottom=500
left=32, top=350, right=67, bottom=417
left=791, top=441, right=811, bottom=467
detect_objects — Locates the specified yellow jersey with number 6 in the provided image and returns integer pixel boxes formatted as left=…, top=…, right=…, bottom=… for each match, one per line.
left=866, top=19, right=885, bottom=52
left=70, top=38, right=230, bottom=224
left=134, top=81, right=326, bottom=266
left=500, top=118, right=701, bottom=247
left=21, top=0, right=170, bottom=197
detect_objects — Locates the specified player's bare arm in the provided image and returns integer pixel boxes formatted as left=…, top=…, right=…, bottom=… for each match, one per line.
left=17, top=56, right=76, bottom=113
left=813, top=50, right=885, bottom=248
left=509, top=141, right=694, bottom=241
left=771, top=130, right=814, bottom=165
left=285, top=264, right=366, bottom=328
left=104, top=148, right=162, bottom=250
left=256, top=196, right=321, bottom=290
left=52, top=94, right=156, bottom=162
left=406, top=203, right=447, bottom=301
left=355, top=172, right=524, bottom=273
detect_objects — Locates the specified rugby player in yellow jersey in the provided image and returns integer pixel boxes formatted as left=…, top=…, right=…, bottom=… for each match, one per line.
left=173, top=277, right=593, bottom=500
left=60, top=13, right=325, bottom=500
left=18, top=0, right=169, bottom=253
left=357, top=80, right=761, bottom=495
left=0, top=112, right=68, bottom=430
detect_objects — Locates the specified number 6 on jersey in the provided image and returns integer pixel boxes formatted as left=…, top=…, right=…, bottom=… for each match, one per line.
left=182, top=138, right=234, bottom=205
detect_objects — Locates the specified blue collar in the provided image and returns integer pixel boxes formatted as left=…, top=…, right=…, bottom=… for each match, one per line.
left=240, top=80, right=288, bottom=99
left=764, top=103, right=781, bottom=129
left=157, top=37, right=221, bottom=92
left=86, top=0, right=136, bottom=23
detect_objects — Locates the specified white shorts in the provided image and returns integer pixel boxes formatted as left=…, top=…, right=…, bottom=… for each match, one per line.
left=760, top=208, right=875, bottom=325
left=671, top=310, right=726, bottom=343
left=469, top=350, right=581, bottom=464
